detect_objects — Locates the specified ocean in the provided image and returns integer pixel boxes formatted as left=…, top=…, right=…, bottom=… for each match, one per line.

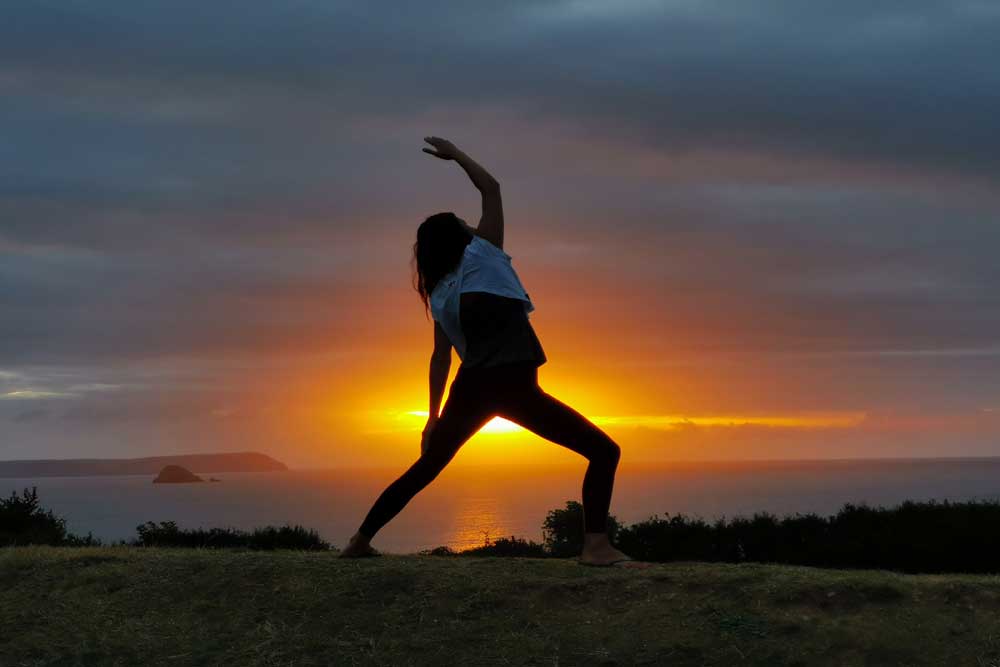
left=5, top=458, right=1000, bottom=553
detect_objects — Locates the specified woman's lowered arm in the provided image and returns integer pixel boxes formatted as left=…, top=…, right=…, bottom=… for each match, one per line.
left=423, top=321, right=452, bottom=455
left=422, top=136, right=504, bottom=249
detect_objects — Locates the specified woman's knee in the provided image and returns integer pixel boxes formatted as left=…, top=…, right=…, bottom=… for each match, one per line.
left=605, top=439, right=622, bottom=466
left=586, top=433, right=620, bottom=466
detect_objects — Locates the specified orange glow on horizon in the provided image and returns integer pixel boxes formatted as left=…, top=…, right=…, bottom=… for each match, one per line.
left=389, top=409, right=866, bottom=433
left=274, top=276, right=911, bottom=468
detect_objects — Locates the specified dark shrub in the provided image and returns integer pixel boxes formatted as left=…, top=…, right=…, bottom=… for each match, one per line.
left=0, top=487, right=98, bottom=546
left=614, top=513, right=716, bottom=562
left=133, top=521, right=329, bottom=550
left=0, top=487, right=68, bottom=546
left=460, top=535, right=548, bottom=558
left=612, top=499, right=1000, bottom=574
left=62, top=531, right=102, bottom=547
left=542, top=501, right=620, bottom=557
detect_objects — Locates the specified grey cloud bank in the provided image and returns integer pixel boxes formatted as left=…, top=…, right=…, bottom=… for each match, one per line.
left=2, top=1, right=998, bottom=460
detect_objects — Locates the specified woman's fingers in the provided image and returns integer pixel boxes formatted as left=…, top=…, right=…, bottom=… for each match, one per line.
left=424, top=136, right=454, bottom=151
left=422, top=136, right=458, bottom=160
left=422, top=146, right=449, bottom=160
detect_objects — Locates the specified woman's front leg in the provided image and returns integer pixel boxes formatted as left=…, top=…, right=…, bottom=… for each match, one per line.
left=341, top=394, right=495, bottom=556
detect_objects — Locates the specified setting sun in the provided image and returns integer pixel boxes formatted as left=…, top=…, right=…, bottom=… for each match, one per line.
left=406, top=410, right=523, bottom=433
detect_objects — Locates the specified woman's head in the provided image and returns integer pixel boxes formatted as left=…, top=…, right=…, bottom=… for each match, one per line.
left=413, top=212, right=474, bottom=316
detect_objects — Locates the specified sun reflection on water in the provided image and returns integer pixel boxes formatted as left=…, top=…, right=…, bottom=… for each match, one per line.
left=446, top=496, right=509, bottom=552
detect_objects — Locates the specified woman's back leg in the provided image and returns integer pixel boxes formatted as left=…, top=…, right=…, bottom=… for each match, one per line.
left=497, top=381, right=641, bottom=564
left=497, top=384, right=621, bottom=535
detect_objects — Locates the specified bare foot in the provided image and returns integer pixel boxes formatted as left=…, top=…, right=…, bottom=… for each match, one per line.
left=338, top=532, right=381, bottom=558
left=579, top=532, right=653, bottom=568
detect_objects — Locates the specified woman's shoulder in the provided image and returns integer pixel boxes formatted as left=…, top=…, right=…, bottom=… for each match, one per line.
left=467, top=233, right=512, bottom=261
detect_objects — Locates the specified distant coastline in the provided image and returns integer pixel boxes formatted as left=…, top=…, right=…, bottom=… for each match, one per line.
left=0, top=452, right=287, bottom=478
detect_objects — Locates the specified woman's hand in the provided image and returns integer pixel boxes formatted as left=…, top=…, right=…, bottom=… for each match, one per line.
left=422, top=136, right=462, bottom=161
left=421, top=416, right=439, bottom=456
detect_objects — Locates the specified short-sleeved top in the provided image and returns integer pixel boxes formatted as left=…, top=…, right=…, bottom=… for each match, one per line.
left=429, top=236, right=547, bottom=369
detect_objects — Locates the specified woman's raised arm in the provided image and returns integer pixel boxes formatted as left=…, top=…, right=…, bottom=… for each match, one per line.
left=422, top=137, right=504, bottom=249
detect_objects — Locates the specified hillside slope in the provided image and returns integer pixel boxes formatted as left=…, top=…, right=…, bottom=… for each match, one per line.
left=2, top=547, right=999, bottom=666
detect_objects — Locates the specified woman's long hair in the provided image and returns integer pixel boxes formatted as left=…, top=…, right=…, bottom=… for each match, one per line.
left=412, top=212, right=474, bottom=318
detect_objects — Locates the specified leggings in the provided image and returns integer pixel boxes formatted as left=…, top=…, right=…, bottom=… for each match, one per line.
left=358, top=361, right=622, bottom=539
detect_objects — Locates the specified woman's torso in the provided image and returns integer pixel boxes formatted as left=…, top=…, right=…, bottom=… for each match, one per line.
left=459, top=291, right=546, bottom=369
left=429, top=235, right=546, bottom=369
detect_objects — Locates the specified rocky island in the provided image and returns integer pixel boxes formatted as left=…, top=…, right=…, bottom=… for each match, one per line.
left=152, top=465, right=204, bottom=484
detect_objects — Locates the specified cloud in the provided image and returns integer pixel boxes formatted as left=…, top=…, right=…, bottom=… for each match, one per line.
left=3, top=1, right=1000, bottom=187
left=2, top=1, right=999, bottom=459
left=0, top=390, right=73, bottom=400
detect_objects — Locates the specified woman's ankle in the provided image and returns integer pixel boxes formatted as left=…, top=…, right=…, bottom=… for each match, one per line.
left=582, top=532, right=610, bottom=549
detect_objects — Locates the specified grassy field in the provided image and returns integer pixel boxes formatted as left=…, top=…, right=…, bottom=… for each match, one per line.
left=3, top=547, right=1000, bottom=666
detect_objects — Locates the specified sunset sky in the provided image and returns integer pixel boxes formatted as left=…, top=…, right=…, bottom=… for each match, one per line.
left=2, top=1, right=999, bottom=468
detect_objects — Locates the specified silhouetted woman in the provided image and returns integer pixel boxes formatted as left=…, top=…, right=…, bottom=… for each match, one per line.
left=340, top=137, right=638, bottom=566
